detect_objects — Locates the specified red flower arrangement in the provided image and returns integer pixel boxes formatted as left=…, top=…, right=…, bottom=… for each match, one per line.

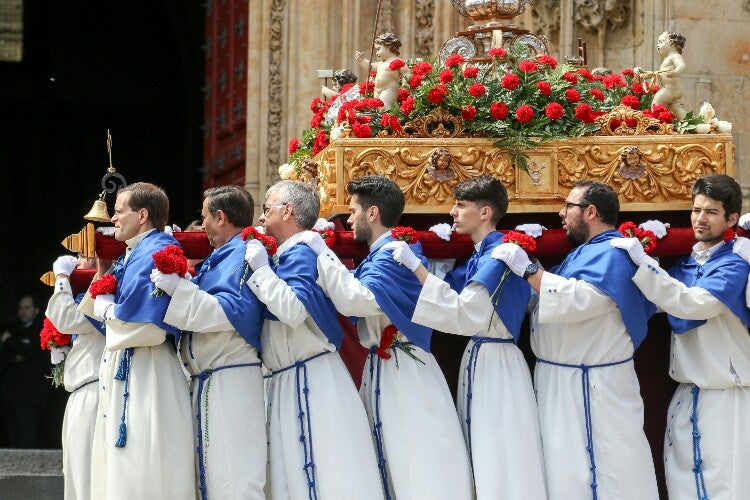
left=502, top=230, right=537, bottom=252
left=151, top=245, right=188, bottom=297
left=39, top=318, right=72, bottom=387
left=313, top=228, right=336, bottom=248
left=89, top=274, right=118, bottom=299
left=391, top=226, right=419, bottom=243
left=241, top=226, right=278, bottom=257
left=618, top=221, right=658, bottom=253
left=723, top=227, right=736, bottom=243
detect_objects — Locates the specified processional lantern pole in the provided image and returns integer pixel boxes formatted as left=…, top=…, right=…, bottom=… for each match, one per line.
left=365, top=0, right=384, bottom=99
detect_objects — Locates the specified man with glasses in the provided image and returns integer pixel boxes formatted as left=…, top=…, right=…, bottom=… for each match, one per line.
left=243, top=180, right=384, bottom=500
left=492, top=180, right=659, bottom=499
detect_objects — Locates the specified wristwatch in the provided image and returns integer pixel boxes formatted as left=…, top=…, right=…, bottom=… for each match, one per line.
left=522, top=262, right=539, bottom=280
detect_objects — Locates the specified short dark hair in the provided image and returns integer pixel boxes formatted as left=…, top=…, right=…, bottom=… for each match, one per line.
left=692, top=174, right=742, bottom=221
left=346, top=175, right=405, bottom=227
left=333, top=69, right=357, bottom=87
left=204, top=185, right=254, bottom=227
left=453, top=176, right=508, bottom=226
left=665, top=31, right=686, bottom=53
left=375, top=33, right=401, bottom=55
left=574, top=180, right=619, bottom=225
left=118, top=182, right=169, bottom=231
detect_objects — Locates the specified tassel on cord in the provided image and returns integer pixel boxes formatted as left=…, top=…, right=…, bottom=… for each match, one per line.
left=114, top=348, right=133, bottom=447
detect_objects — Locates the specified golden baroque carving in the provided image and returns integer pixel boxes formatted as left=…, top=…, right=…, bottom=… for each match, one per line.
left=595, top=104, right=674, bottom=136
left=382, top=107, right=470, bottom=138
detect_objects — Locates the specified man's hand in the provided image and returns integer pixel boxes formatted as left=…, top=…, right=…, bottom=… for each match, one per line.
left=93, top=294, right=115, bottom=320
left=149, top=270, right=180, bottom=296
left=515, top=224, right=546, bottom=238
left=490, top=243, right=531, bottom=276
left=610, top=237, right=648, bottom=266
left=638, top=220, right=669, bottom=239
left=733, top=236, right=750, bottom=263
left=53, top=255, right=78, bottom=277
left=245, top=239, right=270, bottom=271
left=383, top=241, right=421, bottom=272
left=298, top=230, right=328, bottom=256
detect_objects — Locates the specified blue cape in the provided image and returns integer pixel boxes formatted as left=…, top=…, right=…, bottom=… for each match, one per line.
left=190, top=233, right=264, bottom=351
left=270, top=243, right=344, bottom=348
left=444, top=231, right=530, bottom=342
left=552, top=230, right=656, bottom=349
left=667, top=240, right=750, bottom=333
left=111, top=231, right=181, bottom=342
left=354, top=235, right=433, bottom=352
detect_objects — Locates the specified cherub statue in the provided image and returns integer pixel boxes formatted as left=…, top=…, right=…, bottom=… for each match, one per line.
left=634, top=31, right=687, bottom=119
left=426, top=148, right=456, bottom=182
left=618, top=146, right=647, bottom=180
left=355, top=32, right=405, bottom=111
left=322, top=69, right=358, bottom=100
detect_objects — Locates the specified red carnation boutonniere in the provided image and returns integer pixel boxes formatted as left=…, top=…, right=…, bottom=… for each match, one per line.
left=375, top=324, right=424, bottom=366
left=89, top=274, right=118, bottom=299
left=618, top=222, right=657, bottom=253
left=240, top=226, right=279, bottom=289
left=313, top=228, right=336, bottom=248
left=723, top=227, right=736, bottom=243
left=39, top=318, right=72, bottom=388
left=391, top=226, right=419, bottom=244
left=151, top=245, right=188, bottom=297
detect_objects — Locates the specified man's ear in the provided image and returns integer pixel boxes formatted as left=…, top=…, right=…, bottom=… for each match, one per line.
left=369, top=204, right=380, bottom=222
left=728, top=212, right=739, bottom=228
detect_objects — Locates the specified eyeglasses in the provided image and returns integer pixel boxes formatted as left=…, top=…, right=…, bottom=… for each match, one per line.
left=262, top=202, right=288, bottom=215
left=562, top=201, right=590, bottom=213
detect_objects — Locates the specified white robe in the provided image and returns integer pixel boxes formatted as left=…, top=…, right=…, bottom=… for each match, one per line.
left=412, top=273, right=547, bottom=500
left=247, top=233, right=383, bottom=500
left=534, top=272, right=659, bottom=500
left=316, top=248, right=474, bottom=500
left=46, top=277, right=105, bottom=500
left=633, top=260, right=750, bottom=500
left=164, top=279, right=266, bottom=500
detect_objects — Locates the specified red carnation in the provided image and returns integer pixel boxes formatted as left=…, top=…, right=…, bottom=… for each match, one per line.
left=241, top=226, right=278, bottom=257
left=723, top=227, right=736, bottom=243
left=515, top=104, right=534, bottom=123
left=439, top=69, right=453, bottom=84
left=359, top=81, right=375, bottom=95
left=380, top=113, right=401, bottom=132
left=40, top=318, right=72, bottom=351
left=428, top=85, right=448, bottom=105
left=518, top=60, right=538, bottom=73
left=565, top=88, right=581, bottom=103
left=445, top=54, right=465, bottom=68
left=577, top=68, right=594, bottom=82
left=409, top=74, right=423, bottom=89
left=400, top=96, right=415, bottom=116
left=574, top=103, right=596, bottom=123
left=468, top=83, right=486, bottom=98
left=602, top=74, right=626, bottom=89
left=352, top=122, right=372, bottom=138
left=312, top=129, right=329, bottom=155
left=391, top=226, right=419, bottom=243
left=89, top=274, right=118, bottom=299
left=487, top=48, right=506, bottom=58
left=461, top=105, right=477, bottom=121
left=151, top=245, right=188, bottom=297
left=536, top=81, right=551, bottom=96
left=313, top=228, right=336, bottom=248
left=463, top=66, right=479, bottom=78
left=397, top=88, right=410, bottom=103
left=620, top=94, right=640, bottom=110
left=621, top=68, right=635, bottom=77
left=501, top=73, right=521, bottom=90
left=545, top=102, right=564, bottom=121
left=412, top=61, right=432, bottom=77
left=490, top=102, right=509, bottom=120
left=562, top=72, right=578, bottom=85
left=589, top=88, right=605, bottom=101
left=389, top=59, right=405, bottom=71
left=618, top=221, right=657, bottom=254
left=288, top=138, right=300, bottom=155
left=502, top=230, right=537, bottom=252
left=536, top=54, right=557, bottom=69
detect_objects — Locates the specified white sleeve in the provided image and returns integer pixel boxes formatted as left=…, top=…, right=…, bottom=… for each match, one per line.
left=246, top=265, right=308, bottom=328
left=537, top=272, right=618, bottom=324
left=45, top=278, right=99, bottom=335
left=412, top=273, right=493, bottom=336
left=163, top=279, right=233, bottom=332
left=316, top=250, right=382, bottom=317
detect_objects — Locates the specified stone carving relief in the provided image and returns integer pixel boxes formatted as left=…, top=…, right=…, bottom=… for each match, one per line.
left=414, top=0, right=436, bottom=57
left=574, top=0, right=630, bottom=67
left=530, top=0, right=560, bottom=44
left=268, top=0, right=285, bottom=185
left=744, top=0, right=750, bottom=11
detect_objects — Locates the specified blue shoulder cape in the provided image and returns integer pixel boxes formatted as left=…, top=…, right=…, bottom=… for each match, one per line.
left=445, top=231, right=530, bottom=342
left=667, top=240, right=750, bottom=333
left=354, top=235, right=433, bottom=352
left=271, top=243, right=344, bottom=348
left=112, top=231, right=181, bottom=342
left=190, top=233, right=264, bottom=351
left=552, top=229, right=656, bottom=349
left=74, top=293, right=105, bottom=337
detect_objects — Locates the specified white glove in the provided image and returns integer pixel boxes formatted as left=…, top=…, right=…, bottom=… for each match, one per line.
left=514, top=223, right=546, bottom=238
left=610, top=237, right=648, bottom=266
left=50, top=345, right=70, bottom=365
left=93, top=294, right=115, bottom=320
left=313, top=218, right=335, bottom=232
left=53, top=255, right=78, bottom=276
left=245, top=239, right=270, bottom=271
left=732, top=236, right=750, bottom=263
left=739, top=213, right=750, bottom=231
left=298, top=230, right=328, bottom=256
left=638, top=220, right=669, bottom=239
left=383, top=241, right=421, bottom=272
left=96, top=226, right=115, bottom=236
left=490, top=243, right=531, bottom=276
left=429, top=223, right=453, bottom=242
left=149, top=269, right=180, bottom=296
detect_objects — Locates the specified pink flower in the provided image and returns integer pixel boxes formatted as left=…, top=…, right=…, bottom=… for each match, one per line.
left=389, top=59, right=405, bottom=71
left=461, top=105, right=477, bottom=121
left=545, top=102, right=564, bottom=121
left=445, top=54, right=465, bottom=67
left=565, top=88, right=581, bottom=103
left=515, top=104, right=534, bottom=123
left=518, top=60, right=538, bottom=73
left=468, top=83, right=486, bottom=98
left=501, top=73, right=521, bottom=90
left=620, top=94, right=640, bottom=109
left=487, top=48, right=506, bottom=58
left=463, top=66, right=479, bottom=78
left=490, top=102, right=508, bottom=120
left=439, top=69, right=453, bottom=84
left=536, top=81, right=551, bottom=96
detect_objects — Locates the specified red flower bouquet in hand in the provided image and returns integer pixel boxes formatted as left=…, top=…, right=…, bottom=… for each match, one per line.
left=618, top=222, right=657, bottom=253
left=391, top=226, right=419, bottom=243
left=241, top=226, right=278, bottom=257
left=89, top=274, right=118, bottom=299
left=151, top=245, right=188, bottom=296
left=502, top=230, right=537, bottom=252
left=40, top=318, right=72, bottom=387
left=313, top=228, right=336, bottom=248
left=375, top=324, right=424, bottom=366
